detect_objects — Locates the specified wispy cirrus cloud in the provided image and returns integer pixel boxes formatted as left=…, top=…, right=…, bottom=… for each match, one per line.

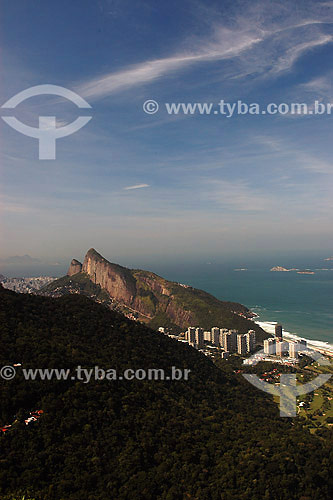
left=298, top=74, right=333, bottom=104
left=0, top=196, right=33, bottom=214
left=76, top=30, right=261, bottom=101
left=123, top=184, right=150, bottom=190
left=255, top=135, right=333, bottom=174
left=74, top=2, right=333, bottom=102
left=203, top=179, right=271, bottom=212
left=301, top=75, right=333, bottom=94
left=270, top=35, right=333, bottom=75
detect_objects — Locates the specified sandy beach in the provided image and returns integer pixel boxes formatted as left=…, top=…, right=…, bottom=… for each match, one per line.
left=255, top=320, right=333, bottom=358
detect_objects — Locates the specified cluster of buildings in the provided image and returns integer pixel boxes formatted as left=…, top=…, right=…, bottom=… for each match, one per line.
left=160, top=322, right=309, bottom=364
left=24, top=409, right=44, bottom=426
left=264, top=337, right=307, bottom=359
left=263, top=324, right=307, bottom=359
left=1, top=409, right=43, bottom=434
left=158, top=326, right=256, bottom=357
left=183, top=326, right=256, bottom=356
left=0, top=276, right=56, bottom=294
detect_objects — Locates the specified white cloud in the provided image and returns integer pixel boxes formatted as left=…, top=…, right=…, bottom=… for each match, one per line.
left=299, top=75, right=333, bottom=103
left=271, top=35, right=333, bottom=75
left=74, top=3, right=333, bottom=102
left=204, top=179, right=270, bottom=212
left=123, top=183, right=150, bottom=190
left=76, top=31, right=261, bottom=101
left=255, top=135, right=333, bottom=174
left=301, top=75, right=332, bottom=92
left=0, top=196, right=33, bottom=214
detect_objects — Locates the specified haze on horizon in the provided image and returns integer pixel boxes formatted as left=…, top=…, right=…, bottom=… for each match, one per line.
left=1, top=0, right=333, bottom=269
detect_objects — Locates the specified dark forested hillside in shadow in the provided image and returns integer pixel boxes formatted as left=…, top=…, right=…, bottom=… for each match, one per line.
left=0, top=284, right=332, bottom=500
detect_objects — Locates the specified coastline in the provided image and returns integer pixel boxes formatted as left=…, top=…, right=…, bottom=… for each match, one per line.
left=255, top=319, right=333, bottom=357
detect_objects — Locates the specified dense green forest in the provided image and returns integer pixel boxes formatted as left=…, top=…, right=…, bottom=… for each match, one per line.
left=0, top=284, right=332, bottom=500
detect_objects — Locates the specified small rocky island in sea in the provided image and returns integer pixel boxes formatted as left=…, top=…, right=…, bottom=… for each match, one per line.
left=270, top=266, right=315, bottom=274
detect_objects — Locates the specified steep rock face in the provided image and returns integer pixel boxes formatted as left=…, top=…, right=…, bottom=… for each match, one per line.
left=67, top=259, right=82, bottom=276
left=43, top=248, right=266, bottom=338
left=165, top=300, right=195, bottom=327
left=82, top=248, right=137, bottom=305
left=133, top=272, right=172, bottom=298
left=131, top=271, right=171, bottom=318
left=80, top=250, right=192, bottom=323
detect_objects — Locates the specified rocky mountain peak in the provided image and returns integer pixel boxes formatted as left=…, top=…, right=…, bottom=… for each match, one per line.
left=82, top=248, right=137, bottom=304
left=43, top=248, right=265, bottom=338
left=67, top=259, right=82, bottom=276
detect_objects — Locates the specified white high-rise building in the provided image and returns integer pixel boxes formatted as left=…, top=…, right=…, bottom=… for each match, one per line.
left=187, top=327, right=196, bottom=346
left=203, top=331, right=211, bottom=342
left=289, top=342, right=301, bottom=358
left=219, top=329, right=228, bottom=349
left=264, top=338, right=276, bottom=355
left=223, top=330, right=237, bottom=353
left=275, top=341, right=289, bottom=356
left=246, top=330, right=256, bottom=352
left=211, top=327, right=220, bottom=346
left=237, top=334, right=248, bottom=355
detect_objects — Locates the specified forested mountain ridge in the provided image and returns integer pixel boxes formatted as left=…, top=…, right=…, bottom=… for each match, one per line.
left=0, top=284, right=332, bottom=500
left=41, top=248, right=267, bottom=340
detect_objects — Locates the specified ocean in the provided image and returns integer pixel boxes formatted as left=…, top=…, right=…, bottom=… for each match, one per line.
left=149, top=256, right=333, bottom=352
left=4, top=253, right=333, bottom=352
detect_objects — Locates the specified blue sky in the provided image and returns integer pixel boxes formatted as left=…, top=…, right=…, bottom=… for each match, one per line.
left=1, top=0, right=333, bottom=274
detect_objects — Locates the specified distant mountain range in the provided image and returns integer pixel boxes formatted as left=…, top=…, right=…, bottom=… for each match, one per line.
left=0, top=254, right=40, bottom=264
left=41, top=248, right=267, bottom=340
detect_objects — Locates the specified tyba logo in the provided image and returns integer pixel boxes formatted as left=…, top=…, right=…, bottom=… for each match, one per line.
left=1, top=84, right=92, bottom=159
left=243, top=348, right=331, bottom=417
